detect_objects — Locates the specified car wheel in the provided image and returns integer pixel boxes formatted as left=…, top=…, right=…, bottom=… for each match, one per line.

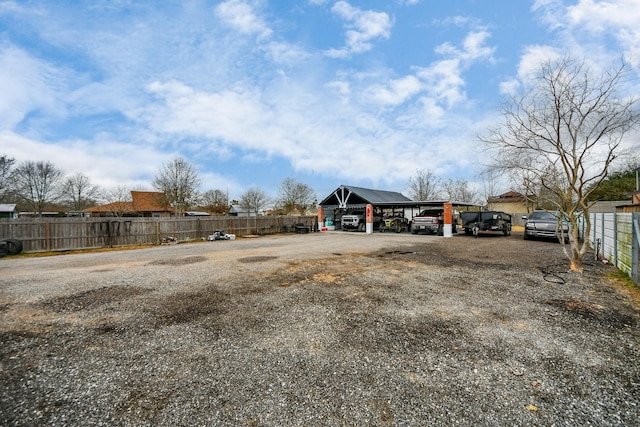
left=523, top=232, right=530, bottom=240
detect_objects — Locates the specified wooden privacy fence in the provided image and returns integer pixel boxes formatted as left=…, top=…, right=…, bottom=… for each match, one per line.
left=581, top=212, right=640, bottom=284
left=0, top=216, right=318, bottom=254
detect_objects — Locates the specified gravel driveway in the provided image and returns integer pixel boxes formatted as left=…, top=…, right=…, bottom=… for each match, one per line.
left=1, top=231, right=639, bottom=426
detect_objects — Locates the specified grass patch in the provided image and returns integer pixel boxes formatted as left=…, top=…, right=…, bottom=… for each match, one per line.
left=4, top=244, right=155, bottom=259
left=608, top=268, right=637, bottom=288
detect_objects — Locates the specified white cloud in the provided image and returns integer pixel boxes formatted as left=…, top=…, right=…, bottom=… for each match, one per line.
left=364, top=75, right=422, bottom=106
left=0, top=130, right=163, bottom=189
left=416, top=31, right=495, bottom=108
left=517, top=45, right=561, bottom=84
left=0, top=45, right=63, bottom=130
left=567, top=0, right=640, bottom=65
left=533, top=0, right=640, bottom=65
left=325, top=1, right=392, bottom=58
left=215, top=0, right=272, bottom=39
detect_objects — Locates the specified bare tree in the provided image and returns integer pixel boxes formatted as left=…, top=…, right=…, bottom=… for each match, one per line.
left=442, top=178, right=476, bottom=203
left=62, top=172, right=100, bottom=211
left=239, top=187, right=271, bottom=215
left=406, top=169, right=441, bottom=201
left=481, top=170, right=500, bottom=209
left=152, top=157, right=201, bottom=216
left=101, top=185, right=133, bottom=217
left=12, top=160, right=64, bottom=216
left=0, top=154, right=16, bottom=202
left=200, top=189, right=229, bottom=215
left=481, top=57, right=640, bottom=272
left=276, top=178, right=316, bottom=215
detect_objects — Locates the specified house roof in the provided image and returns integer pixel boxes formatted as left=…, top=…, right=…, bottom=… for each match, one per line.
left=131, top=191, right=171, bottom=212
left=488, top=191, right=526, bottom=202
left=84, top=191, right=173, bottom=214
left=319, top=185, right=412, bottom=208
left=84, top=201, right=135, bottom=213
left=0, top=204, right=17, bottom=212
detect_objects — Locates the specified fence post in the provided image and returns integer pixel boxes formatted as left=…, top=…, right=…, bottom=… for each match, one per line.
left=613, top=211, right=618, bottom=266
left=632, top=212, right=639, bottom=285
left=601, top=213, right=605, bottom=257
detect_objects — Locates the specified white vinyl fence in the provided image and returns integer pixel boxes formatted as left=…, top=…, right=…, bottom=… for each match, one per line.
left=582, top=212, right=640, bottom=284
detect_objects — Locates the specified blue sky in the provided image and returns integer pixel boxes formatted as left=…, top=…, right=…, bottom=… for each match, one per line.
left=1, top=0, right=639, bottom=202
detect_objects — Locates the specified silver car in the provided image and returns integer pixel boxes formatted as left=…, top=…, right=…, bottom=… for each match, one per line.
left=523, top=211, right=569, bottom=242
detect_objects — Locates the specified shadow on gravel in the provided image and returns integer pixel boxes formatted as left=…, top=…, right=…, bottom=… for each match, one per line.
left=39, top=286, right=152, bottom=313
left=543, top=297, right=637, bottom=327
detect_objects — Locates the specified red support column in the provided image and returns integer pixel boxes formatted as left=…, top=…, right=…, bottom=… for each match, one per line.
left=443, top=202, right=453, bottom=237
left=365, top=204, right=373, bottom=234
left=318, top=206, right=326, bottom=231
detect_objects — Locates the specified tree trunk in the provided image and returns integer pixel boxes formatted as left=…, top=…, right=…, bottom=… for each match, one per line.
left=569, top=234, right=584, bottom=272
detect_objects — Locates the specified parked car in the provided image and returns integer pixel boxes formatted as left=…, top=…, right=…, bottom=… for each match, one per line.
left=522, top=211, right=569, bottom=242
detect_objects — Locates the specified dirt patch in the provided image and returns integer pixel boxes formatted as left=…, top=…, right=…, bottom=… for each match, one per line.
left=238, top=255, right=279, bottom=263
left=148, top=255, right=208, bottom=266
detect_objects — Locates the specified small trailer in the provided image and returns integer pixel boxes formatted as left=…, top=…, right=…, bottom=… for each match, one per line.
left=460, top=211, right=512, bottom=237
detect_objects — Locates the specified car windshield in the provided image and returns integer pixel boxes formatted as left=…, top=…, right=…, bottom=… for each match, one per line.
left=529, top=211, right=557, bottom=220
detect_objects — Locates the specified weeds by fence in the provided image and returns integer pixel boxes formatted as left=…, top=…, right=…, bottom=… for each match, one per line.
left=0, top=216, right=318, bottom=254
left=583, top=212, right=639, bottom=284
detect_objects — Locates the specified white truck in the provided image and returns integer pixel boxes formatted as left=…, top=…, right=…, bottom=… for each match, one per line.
left=341, top=210, right=382, bottom=232
left=341, top=213, right=366, bottom=232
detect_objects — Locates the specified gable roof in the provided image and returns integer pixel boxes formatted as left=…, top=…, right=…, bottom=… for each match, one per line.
left=84, top=191, right=173, bottom=214
left=84, top=201, right=135, bottom=213
left=488, top=191, right=527, bottom=203
left=131, top=191, right=171, bottom=212
left=0, top=204, right=17, bottom=213
left=319, top=185, right=412, bottom=208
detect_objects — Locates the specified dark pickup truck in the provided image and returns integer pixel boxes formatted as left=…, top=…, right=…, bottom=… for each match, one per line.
left=460, top=211, right=512, bottom=237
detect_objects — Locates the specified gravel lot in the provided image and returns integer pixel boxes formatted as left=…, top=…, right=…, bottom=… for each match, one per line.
left=1, top=230, right=639, bottom=426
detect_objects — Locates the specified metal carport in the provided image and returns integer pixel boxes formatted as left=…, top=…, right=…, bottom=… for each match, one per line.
left=318, top=185, right=482, bottom=232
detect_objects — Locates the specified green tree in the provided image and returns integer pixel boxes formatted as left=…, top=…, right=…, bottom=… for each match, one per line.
left=586, top=157, right=640, bottom=201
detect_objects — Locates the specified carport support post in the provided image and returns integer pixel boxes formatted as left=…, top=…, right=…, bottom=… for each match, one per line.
left=443, top=202, right=453, bottom=237
left=366, top=204, right=374, bottom=234
left=318, top=206, right=324, bottom=231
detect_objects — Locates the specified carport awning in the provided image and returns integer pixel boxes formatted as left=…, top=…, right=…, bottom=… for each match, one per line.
left=319, top=185, right=412, bottom=209
left=318, top=185, right=483, bottom=210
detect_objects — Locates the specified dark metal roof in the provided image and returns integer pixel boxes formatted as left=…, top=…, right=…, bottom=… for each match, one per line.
left=319, top=185, right=482, bottom=209
left=319, top=185, right=411, bottom=208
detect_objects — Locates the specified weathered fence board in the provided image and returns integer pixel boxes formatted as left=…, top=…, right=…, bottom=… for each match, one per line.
left=0, top=216, right=317, bottom=253
left=586, top=212, right=639, bottom=284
